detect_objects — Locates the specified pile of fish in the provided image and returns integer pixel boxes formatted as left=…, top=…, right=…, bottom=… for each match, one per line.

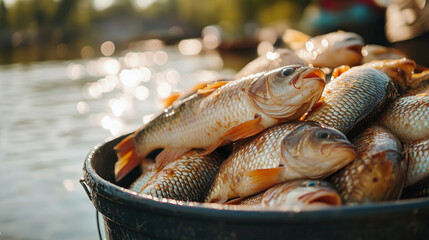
left=115, top=29, right=429, bottom=211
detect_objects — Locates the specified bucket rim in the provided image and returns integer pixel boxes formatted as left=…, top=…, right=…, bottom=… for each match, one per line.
left=83, top=135, right=429, bottom=223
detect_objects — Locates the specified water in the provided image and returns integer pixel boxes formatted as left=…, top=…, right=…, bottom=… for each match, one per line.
left=0, top=45, right=245, bottom=240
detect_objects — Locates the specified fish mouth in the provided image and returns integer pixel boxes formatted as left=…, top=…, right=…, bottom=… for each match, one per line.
left=300, top=189, right=342, bottom=208
left=249, top=67, right=325, bottom=121
left=347, top=44, right=363, bottom=55
left=316, top=142, right=356, bottom=176
left=320, top=140, right=356, bottom=156
left=291, top=67, right=325, bottom=89
left=302, top=68, right=325, bottom=83
left=332, top=144, right=357, bottom=161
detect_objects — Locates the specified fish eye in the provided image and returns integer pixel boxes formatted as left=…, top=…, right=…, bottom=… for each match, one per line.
left=307, top=181, right=316, bottom=187
left=318, top=131, right=330, bottom=139
left=281, top=68, right=295, bottom=77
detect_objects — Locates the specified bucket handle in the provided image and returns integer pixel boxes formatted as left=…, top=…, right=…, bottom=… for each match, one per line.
left=79, top=178, right=93, bottom=201
left=79, top=178, right=103, bottom=240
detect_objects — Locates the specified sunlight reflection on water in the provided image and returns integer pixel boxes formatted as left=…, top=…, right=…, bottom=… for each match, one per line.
left=0, top=41, right=241, bottom=239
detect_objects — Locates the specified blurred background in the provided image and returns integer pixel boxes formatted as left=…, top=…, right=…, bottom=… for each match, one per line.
left=0, top=0, right=428, bottom=239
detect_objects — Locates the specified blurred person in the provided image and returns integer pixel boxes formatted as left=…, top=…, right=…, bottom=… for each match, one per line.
left=382, top=0, right=429, bottom=66
left=383, top=0, right=429, bottom=42
left=301, top=0, right=383, bottom=34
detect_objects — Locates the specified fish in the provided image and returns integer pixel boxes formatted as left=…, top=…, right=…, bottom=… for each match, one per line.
left=114, top=65, right=326, bottom=181
left=238, top=180, right=341, bottom=210
left=361, top=58, right=416, bottom=93
left=137, top=150, right=224, bottom=202
left=304, top=59, right=413, bottom=135
left=361, top=44, right=407, bottom=64
left=163, top=48, right=306, bottom=108
left=406, top=70, right=429, bottom=95
left=379, top=94, right=429, bottom=142
left=235, top=49, right=306, bottom=79
left=204, top=121, right=356, bottom=204
left=404, top=137, right=429, bottom=187
left=128, top=159, right=156, bottom=192
left=282, top=29, right=364, bottom=68
left=329, top=125, right=407, bottom=204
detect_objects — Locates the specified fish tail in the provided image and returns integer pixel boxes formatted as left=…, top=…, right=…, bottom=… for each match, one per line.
left=114, top=133, right=142, bottom=182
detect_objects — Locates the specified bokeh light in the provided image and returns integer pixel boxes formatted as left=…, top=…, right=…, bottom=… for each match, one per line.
left=120, top=69, right=142, bottom=87
left=135, top=86, right=150, bottom=101
left=154, top=51, right=168, bottom=65
left=100, top=57, right=121, bottom=75
left=202, top=25, right=222, bottom=50
left=157, top=82, right=172, bottom=98
left=134, top=0, right=157, bottom=9
left=178, top=39, right=202, bottom=56
left=139, top=66, right=152, bottom=82
left=81, top=45, right=95, bottom=59
left=66, top=63, right=85, bottom=80
left=76, top=101, right=90, bottom=114
left=93, top=0, right=115, bottom=11
left=101, top=41, right=115, bottom=56
left=124, top=52, right=140, bottom=68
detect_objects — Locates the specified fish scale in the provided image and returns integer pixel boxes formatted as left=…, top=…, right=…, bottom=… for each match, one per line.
left=380, top=94, right=429, bottom=142
left=238, top=180, right=341, bottom=210
left=329, top=125, right=406, bottom=204
left=114, top=66, right=326, bottom=181
left=128, top=160, right=156, bottom=192
left=134, top=78, right=262, bottom=162
left=205, top=121, right=356, bottom=203
left=205, top=123, right=303, bottom=203
left=139, top=150, right=224, bottom=202
left=306, top=66, right=398, bottom=135
left=405, top=138, right=429, bottom=187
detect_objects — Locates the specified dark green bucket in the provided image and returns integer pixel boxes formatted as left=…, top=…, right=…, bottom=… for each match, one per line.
left=81, top=134, right=429, bottom=240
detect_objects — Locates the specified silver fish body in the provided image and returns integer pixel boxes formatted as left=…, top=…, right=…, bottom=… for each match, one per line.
left=138, top=150, right=225, bottom=202
left=380, top=94, right=429, bottom=142
left=235, top=48, right=306, bottom=79
left=129, top=159, right=156, bottom=192
left=283, top=30, right=364, bottom=68
left=238, top=180, right=342, bottom=211
left=404, top=137, right=429, bottom=187
left=114, top=65, right=325, bottom=181
left=330, top=125, right=407, bottom=204
left=205, top=121, right=356, bottom=203
left=305, top=65, right=398, bottom=135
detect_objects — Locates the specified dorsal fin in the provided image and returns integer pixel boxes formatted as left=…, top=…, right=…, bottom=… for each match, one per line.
left=197, top=81, right=230, bottom=96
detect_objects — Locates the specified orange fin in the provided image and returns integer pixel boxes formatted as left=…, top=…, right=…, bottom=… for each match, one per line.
left=161, top=91, right=182, bottom=108
left=155, top=148, right=191, bottom=169
left=202, top=116, right=265, bottom=155
left=114, top=134, right=142, bottom=182
left=223, top=116, right=265, bottom=141
left=197, top=81, right=229, bottom=96
left=190, top=82, right=211, bottom=92
left=332, top=65, right=351, bottom=78
left=246, top=167, right=284, bottom=193
left=201, top=138, right=228, bottom=156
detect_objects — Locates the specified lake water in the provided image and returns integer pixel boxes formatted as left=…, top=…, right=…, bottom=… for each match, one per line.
left=0, top=44, right=247, bottom=240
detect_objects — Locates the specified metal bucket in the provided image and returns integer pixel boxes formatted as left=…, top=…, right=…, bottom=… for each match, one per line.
left=81, top=134, right=429, bottom=240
